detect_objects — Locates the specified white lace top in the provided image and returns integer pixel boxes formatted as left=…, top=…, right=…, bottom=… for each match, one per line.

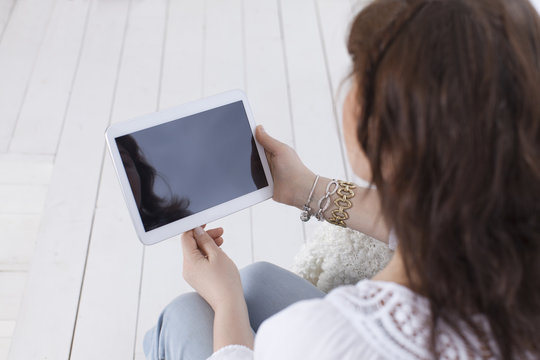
left=208, top=280, right=499, bottom=360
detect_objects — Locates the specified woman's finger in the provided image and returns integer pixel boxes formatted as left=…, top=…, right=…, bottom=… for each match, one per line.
left=214, top=236, right=224, bottom=247
left=181, top=232, right=203, bottom=263
left=206, top=227, right=224, bottom=239
left=193, top=226, right=219, bottom=257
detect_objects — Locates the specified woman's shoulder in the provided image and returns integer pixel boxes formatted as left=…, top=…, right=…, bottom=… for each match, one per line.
left=326, top=280, right=434, bottom=358
left=326, top=278, right=431, bottom=324
left=254, top=280, right=423, bottom=359
left=255, top=294, right=375, bottom=360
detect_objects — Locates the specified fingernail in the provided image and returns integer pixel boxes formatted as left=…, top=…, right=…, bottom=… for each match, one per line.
left=260, top=125, right=265, bottom=132
left=194, top=226, right=204, bottom=236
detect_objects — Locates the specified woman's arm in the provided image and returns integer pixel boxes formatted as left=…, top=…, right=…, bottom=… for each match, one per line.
left=255, top=126, right=390, bottom=244
left=181, top=227, right=254, bottom=352
left=213, top=298, right=253, bottom=352
left=292, top=175, right=390, bottom=243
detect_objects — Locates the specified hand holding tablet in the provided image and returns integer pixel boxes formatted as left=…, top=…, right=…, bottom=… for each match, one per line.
left=105, top=90, right=274, bottom=245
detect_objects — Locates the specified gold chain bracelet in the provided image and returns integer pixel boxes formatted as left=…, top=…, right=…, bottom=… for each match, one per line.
left=326, top=180, right=356, bottom=227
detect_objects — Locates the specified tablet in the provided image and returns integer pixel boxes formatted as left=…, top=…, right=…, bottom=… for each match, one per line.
left=105, top=89, right=274, bottom=245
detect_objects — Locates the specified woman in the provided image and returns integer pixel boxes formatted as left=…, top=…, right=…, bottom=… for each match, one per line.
left=144, top=0, right=540, bottom=358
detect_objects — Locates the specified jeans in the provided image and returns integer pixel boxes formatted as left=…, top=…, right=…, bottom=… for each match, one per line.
left=143, top=261, right=325, bottom=360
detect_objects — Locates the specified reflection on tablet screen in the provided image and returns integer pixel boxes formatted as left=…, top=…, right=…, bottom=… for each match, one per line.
left=115, top=101, right=268, bottom=232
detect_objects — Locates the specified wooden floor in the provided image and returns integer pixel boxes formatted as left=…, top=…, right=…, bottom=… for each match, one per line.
left=0, top=0, right=373, bottom=358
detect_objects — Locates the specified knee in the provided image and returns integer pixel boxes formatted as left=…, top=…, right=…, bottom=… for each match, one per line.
left=160, top=292, right=212, bottom=326
left=144, top=292, right=214, bottom=359
left=153, top=292, right=214, bottom=342
left=240, top=261, right=282, bottom=296
left=241, top=261, right=279, bottom=285
left=242, top=261, right=279, bottom=275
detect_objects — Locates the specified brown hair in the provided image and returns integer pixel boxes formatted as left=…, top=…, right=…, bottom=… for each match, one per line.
left=347, top=0, right=540, bottom=358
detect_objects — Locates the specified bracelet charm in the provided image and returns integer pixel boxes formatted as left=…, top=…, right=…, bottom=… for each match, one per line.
left=300, top=175, right=320, bottom=222
left=300, top=205, right=311, bottom=222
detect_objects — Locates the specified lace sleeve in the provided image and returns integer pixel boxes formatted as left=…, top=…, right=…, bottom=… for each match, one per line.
left=326, top=280, right=497, bottom=360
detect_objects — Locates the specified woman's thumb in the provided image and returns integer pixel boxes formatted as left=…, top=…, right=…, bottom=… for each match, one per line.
left=256, top=125, right=282, bottom=154
left=193, top=226, right=219, bottom=257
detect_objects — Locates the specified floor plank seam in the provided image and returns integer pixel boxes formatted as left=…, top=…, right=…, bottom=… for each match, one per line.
left=0, top=0, right=17, bottom=48
left=132, top=248, right=146, bottom=360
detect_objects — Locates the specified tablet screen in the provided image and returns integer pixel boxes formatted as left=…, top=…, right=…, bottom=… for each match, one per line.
left=115, top=101, right=268, bottom=232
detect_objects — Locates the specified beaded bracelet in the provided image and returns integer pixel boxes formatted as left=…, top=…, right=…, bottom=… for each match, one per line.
left=300, top=175, right=320, bottom=222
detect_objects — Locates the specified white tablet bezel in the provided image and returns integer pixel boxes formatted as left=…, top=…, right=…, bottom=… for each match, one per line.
left=105, top=89, right=274, bottom=246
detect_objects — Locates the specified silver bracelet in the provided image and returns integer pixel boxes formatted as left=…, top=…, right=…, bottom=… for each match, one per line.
left=315, top=179, right=339, bottom=221
left=300, top=175, right=320, bottom=222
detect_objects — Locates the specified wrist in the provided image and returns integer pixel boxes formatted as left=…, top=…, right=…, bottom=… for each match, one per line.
left=294, top=174, right=337, bottom=221
left=311, top=176, right=335, bottom=220
left=213, top=292, right=247, bottom=314
left=292, top=171, right=318, bottom=209
left=304, top=176, right=344, bottom=221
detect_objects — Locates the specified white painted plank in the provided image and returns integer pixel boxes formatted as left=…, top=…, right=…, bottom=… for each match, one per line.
left=0, top=0, right=57, bottom=152
left=134, top=237, right=184, bottom=360
left=0, top=155, right=52, bottom=270
left=8, top=1, right=132, bottom=359
left=0, top=154, right=53, bottom=185
left=0, top=184, right=48, bottom=214
left=203, top=0, right=252, bottom=268
left=279, top=0, right=347, bottom=178
left=350, top=0, right=372, bottom=15
left=0, top=338, right=10, bottom=360
left=243, top=0, right=304, bottom=269
left=0, top=0, right=15, bottom=41
left=532, top=0, right=540, bottom=14
left=204, top=0, right=245, bottom=95
left=158, top=0, right=205, bottom=109
left=70, top=0, right=168, bottom=358
left=319, top=0, right=377, bottom=190
left=278, top=0, right=347, bottom=241
left=134, top=0, right=205, bottom=357
left=316, top=0, right=354, bottom=182
left=0, top=272, right=26, bottom=320
left=243, top=0, right=295, bottom=147
left=251, top=201, right=303, bottom=269
left=0, top=321, right=15, bottom=338
left=0, top=214, right=40, bottom=270
left=9, top=0, right=92, bottom=155
left=70, top=205, right=142, bottom=359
